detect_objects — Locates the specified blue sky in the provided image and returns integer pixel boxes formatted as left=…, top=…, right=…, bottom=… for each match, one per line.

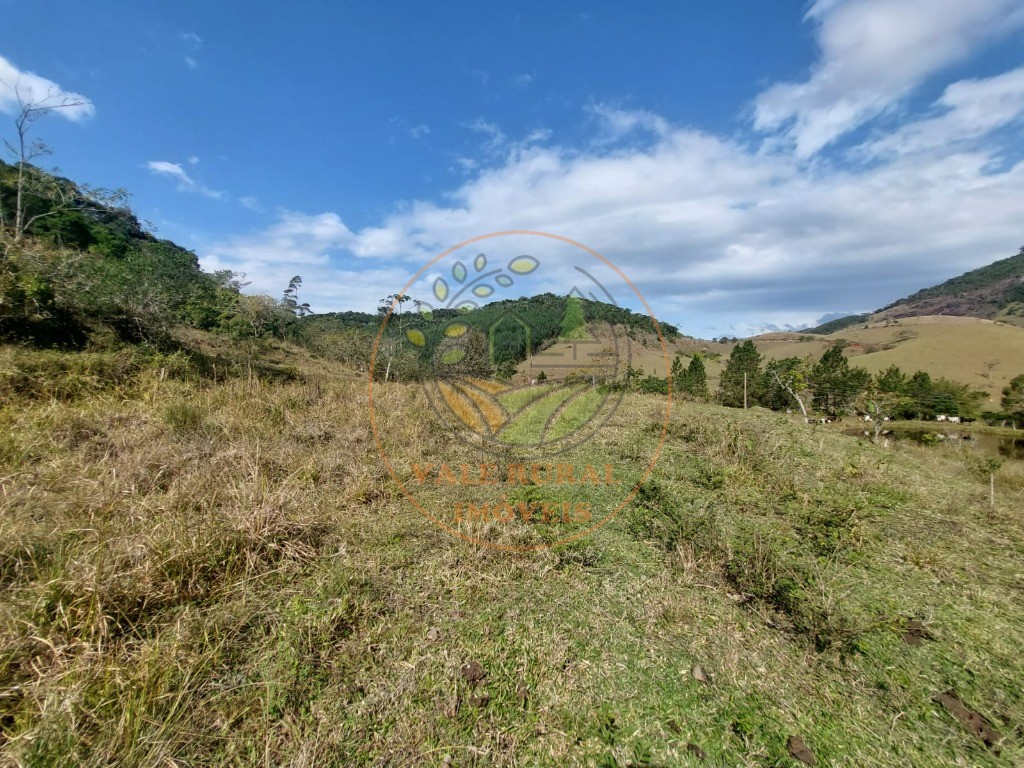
left=2, top=0, right=1023, bottom=337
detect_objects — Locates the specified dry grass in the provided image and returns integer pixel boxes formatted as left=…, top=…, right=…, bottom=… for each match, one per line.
left=753, top=315, right=1024, bottom=400
left=1, top=343, right=1022, bottom=766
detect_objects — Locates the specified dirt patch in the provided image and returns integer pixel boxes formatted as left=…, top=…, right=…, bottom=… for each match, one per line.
left=787, top=735, right=816, bottom=766
left=933, top=690, right=1003, bottom=750
left=901, top=618, right=933, bottom=646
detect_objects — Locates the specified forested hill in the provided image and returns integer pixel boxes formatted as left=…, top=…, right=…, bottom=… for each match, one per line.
left=1, top=161, right=678, bottom=380
left=807, top=247, right=1024, bottom=333
left=294, top=294, right=680, bottom=377
left=0, top=159, right=246, bottom=348
left=876, top=247, right=1024, bottom=323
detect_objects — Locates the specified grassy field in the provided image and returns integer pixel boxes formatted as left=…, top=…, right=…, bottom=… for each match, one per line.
left=751, top=316, right=1024, bottom=402
left=1, top=343, right=1023, bottom=766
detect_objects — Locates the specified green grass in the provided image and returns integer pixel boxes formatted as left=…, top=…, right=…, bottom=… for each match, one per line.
left=498, top=383, right=587, bottom=444
left=1, top=344, right=1023, bottom=766
left=497, top=382, right=555, bottom=411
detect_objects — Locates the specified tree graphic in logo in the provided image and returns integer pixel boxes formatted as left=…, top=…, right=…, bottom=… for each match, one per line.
left=400, top=251, right=625, bottom=456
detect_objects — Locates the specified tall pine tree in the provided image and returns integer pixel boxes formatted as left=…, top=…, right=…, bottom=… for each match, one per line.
left=718, top=341, right=761, bottom=407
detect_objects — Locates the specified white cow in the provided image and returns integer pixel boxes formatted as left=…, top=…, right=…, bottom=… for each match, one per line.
left=936, top=414, right=948, bottom=422
left=948, top=416, right=961, bottom=424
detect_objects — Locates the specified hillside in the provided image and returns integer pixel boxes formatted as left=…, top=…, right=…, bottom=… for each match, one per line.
left=808, top=248, right=1024, bottom=333
left=1, top=343, right=1023, bottom=765
left=749, top=315, right=1024, bottom=402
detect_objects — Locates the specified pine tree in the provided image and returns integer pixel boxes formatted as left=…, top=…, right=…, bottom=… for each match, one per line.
left=810, top=343, right=870, bottom=418
left=685, top=355, right=708, bottom=398
left=670, top=354, right=687, bottom=393
left=718, top=341, right=761, bottom=407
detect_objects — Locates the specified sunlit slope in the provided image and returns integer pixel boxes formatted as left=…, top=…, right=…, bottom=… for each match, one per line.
left=753, top=316, right=1024, bottom=401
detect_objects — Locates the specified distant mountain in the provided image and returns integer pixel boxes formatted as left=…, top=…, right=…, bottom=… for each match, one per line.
left=804, top=313, right=870, bottom=335
left=805, top=248, right=1024, bottom=334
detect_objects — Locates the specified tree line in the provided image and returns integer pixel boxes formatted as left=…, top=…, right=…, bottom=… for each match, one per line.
left=712, top=340, right=1023, bottom=426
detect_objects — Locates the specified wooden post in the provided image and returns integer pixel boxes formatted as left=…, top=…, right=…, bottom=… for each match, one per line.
left=743, top=372, right=748, bottom=409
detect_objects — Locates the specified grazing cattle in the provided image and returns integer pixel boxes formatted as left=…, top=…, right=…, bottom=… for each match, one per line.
left=530, top=378, right=538, bottom=386
left=936, top=414, right=948, bottom=422
left=948, top=416, right=961, bottom=424
left=863, top=414, right=872, bottom=422
left=882, top=416, right=890, bottom=422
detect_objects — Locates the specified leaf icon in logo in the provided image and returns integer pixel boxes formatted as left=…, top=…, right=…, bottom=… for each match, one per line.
left=473, top=285, right=494, bottom=298
left=495, top=275, right=514, bottom=287
left=474, top=253, right=487, bottom=271
left=508, top=255, right=539, bottom=275
left=441, top=349, right=466, bottom=365
left=433, top=278, right=449, bottom=302
left=445, top=323, right=467, bottom=337
left=452, top=262, right=468, bottom=283
left=406, top=329, right=426, bottom=347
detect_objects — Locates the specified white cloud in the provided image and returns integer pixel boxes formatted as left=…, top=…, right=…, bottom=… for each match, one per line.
left=512, top=73, right=534, bottom=88
left=194, top=4, right=1024, bottom=337
left=181, top=31, right=203, bottom=46
left=315, top=99, right=1022, bottom=336
left=201, top=211, right=371, bottom=308
left=146, top=160, right=224, bottom=199
left=587, top=103, right=669, bottom=142
left=188, top=155, right=200, bottom=165
left=0, top=55, right=95, bottom=122
left=239, top=195, right=262, bottom=212
left=407, top=123, right=430, bottom=139
left=754, top=0, right=1024, bottom=157
left=184, top=56, right=198, bottom=69
left=864, top=66, right=1024, bottom=156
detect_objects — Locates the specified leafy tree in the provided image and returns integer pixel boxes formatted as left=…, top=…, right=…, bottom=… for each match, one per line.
left=281, top=275, right=311, bottom=317
left=718, top=340, right=761, bottom=408
left=638, top=375, right=669, bottom=395
left=809, top=343, right=870, bottom=418
left=1000, top=374, right=1024, bottom=428
left=1, top=88, right=128, bottom=248
left=762, top=356, right=811, bottom=419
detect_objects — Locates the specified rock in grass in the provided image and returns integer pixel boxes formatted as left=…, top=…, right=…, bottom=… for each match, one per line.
left=787, top=735, right=816, bottom=766
left=933, top=689, right=1003, bottom=750
left=691, top=664, right=709, bottom=684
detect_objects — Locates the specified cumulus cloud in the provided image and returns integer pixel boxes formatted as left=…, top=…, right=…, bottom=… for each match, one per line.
left=201, top=211, right=384, bottom=310
left=198, top=5, right=1024, bottom=337
left=0, top=55, right=95, bottom=122
left=146, top=160, right=224, bottom=199
left=754, top=0, right=1024, bottom=157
